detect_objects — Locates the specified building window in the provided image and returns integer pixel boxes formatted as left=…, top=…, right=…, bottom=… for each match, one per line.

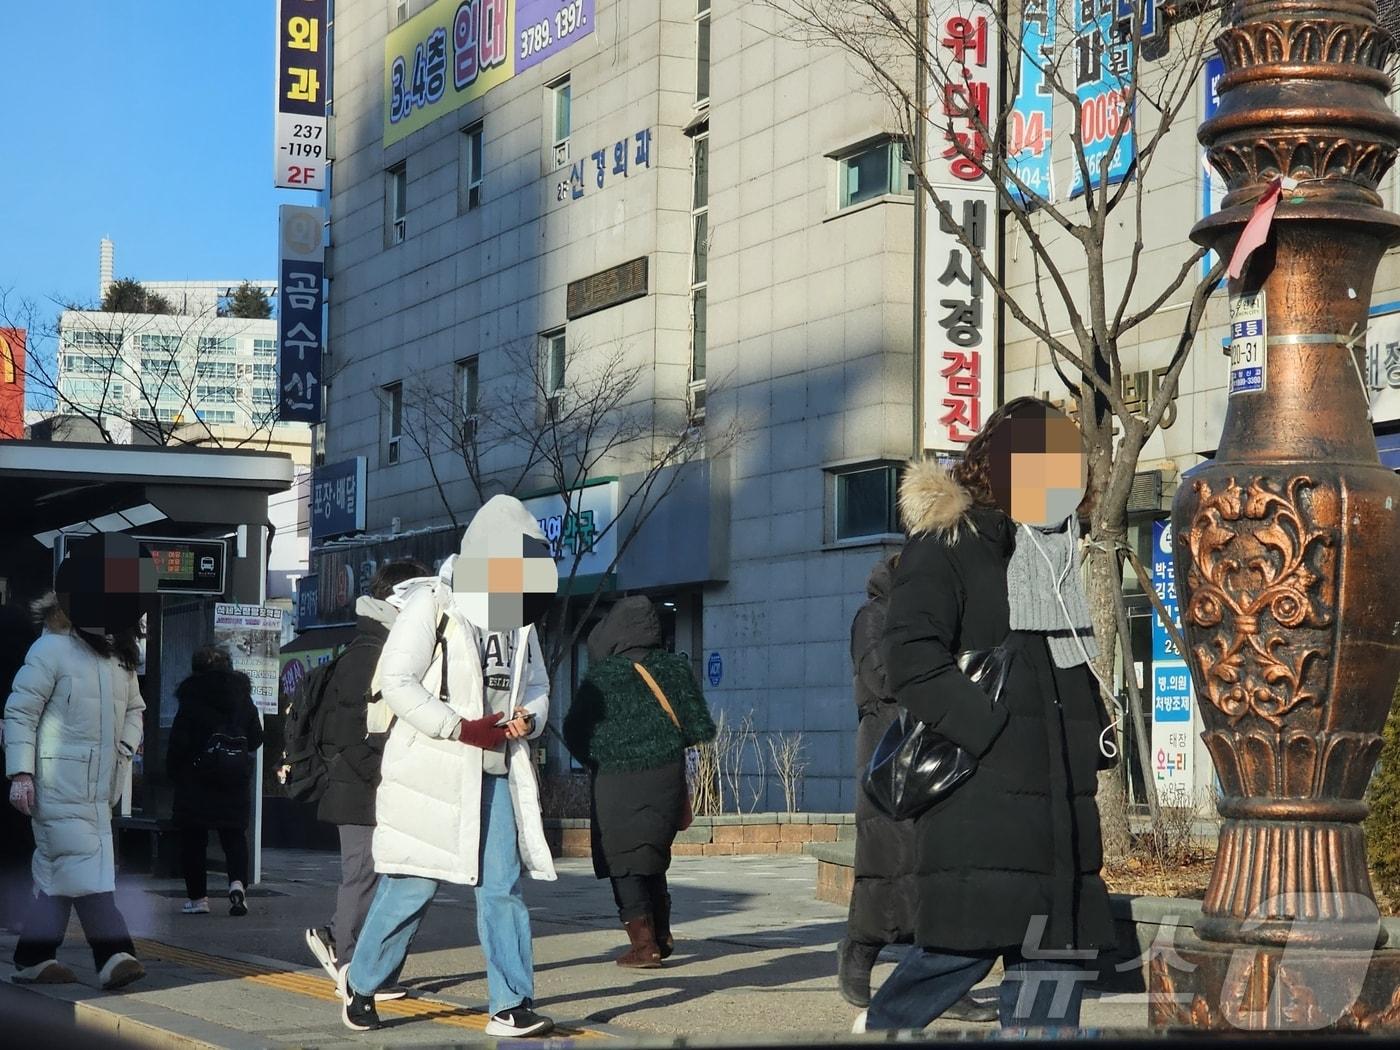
left=696, top=0, right=711, bottom=104
left=384, top=381, right=403, bottom=465
left=459, top=123, right=485, bottom=211
left=253, top=337, right=277, bottom=357
left=543, top=329, right=566, bottom=398
left=387, top=163, right=407, bottom=245
left=831, top=464, right=900, bottom=541
left=394, top=0, right=410, bottom=26
left=837, top=138, right=914, bottom=209
left=690, top=129, right=709, bottom=394
left=456, top=356, right=480, bottom=443
left=549, top=75, right=571, bottom=166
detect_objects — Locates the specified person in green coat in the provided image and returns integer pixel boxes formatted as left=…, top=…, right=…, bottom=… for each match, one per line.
left=564, top=597, right=715, bottom=968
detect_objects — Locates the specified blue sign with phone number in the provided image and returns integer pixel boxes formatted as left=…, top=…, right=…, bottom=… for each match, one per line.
left=1151, top=519, right=1192, bottom=723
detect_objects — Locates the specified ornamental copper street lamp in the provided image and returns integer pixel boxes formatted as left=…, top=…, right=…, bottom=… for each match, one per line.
left=1154, top=0, right=1400, bottom=1030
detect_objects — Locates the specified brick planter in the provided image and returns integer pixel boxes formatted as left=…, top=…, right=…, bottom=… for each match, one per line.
left=542, top=813, right=855, bottom=859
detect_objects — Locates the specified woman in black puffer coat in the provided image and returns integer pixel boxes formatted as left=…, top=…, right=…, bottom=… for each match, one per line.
left=167, top=646, right=263, bottom=917
left=863, top=398, right=1116, bottom=1032
left=838, top=556, right=994, bottom=1023
left=564, top=597, right=715, bottom=969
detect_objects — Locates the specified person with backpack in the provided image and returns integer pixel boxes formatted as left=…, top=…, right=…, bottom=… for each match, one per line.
left=300, top=559, right=429, bottom=990
left=336, top=496, right=559, bottom=1036
left=166, top=646, right=264, bottom=916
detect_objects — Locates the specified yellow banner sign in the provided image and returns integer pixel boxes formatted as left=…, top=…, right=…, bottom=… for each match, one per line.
left=384, top=0, right=594, bottom=147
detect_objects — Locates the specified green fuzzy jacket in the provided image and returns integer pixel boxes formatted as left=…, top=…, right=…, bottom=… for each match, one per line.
left=564, top=652, right=716, bottom=773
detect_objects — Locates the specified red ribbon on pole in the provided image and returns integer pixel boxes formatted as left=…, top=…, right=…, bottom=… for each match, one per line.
left=1227, top=177, right=1284, bottom=280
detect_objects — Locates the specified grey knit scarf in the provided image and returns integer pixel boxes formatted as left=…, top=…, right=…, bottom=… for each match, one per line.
left=1006, top=516, right=1098, bottom=669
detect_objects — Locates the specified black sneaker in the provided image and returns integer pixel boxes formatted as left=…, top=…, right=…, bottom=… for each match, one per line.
left=485, top=1005, right=554, bottom=1037
left=342, top=991, right=381, bottom=1032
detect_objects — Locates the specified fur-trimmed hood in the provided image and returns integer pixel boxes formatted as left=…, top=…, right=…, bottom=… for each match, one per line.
left=30, top=593, right=70, bottom=633
left=898, top=459, right=974, bottom=538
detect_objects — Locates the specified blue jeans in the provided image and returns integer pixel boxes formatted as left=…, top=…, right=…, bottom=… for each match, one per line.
left=866, top=945, right=1095, bottom=1030
left=346, top=774, right=534, bottom=1015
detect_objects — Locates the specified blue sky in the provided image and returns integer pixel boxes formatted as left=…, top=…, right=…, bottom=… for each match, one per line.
left=0, top=2, right=305, bottom=315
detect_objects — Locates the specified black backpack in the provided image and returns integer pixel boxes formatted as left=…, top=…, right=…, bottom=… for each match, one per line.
left=192, top=730, right=255, bottom=786
left=282, top=654, right=341, bottom=802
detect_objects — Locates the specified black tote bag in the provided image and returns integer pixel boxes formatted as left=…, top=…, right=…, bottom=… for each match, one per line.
left=862, top=645, right=1015, bottom=821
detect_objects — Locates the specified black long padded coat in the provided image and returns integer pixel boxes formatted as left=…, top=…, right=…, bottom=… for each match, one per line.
left=848, top=556, right=917, bottom=947
left=314, top=615, right=391, bottom=827
left=167, top=668, right=264, bottom=830
left=883, top=459, right=1116, bottom=954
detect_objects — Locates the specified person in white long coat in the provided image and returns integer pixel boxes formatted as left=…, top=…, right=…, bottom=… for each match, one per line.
left=5, top=593, right=146, bottom=990
left=339, top=496, right=560, bottom=1036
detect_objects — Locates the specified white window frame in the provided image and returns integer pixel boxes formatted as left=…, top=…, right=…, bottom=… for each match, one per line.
left=695, top=0, right=711, bottom=106
left=456, top=355, right=480, bottom=443
left=836, top=137, right=914, bottom=211
left=461, top=123, right=484, bottom=211
left=689, top=128, right=709, bottom=411
left=542, top=329, right=566, bottom=401
left=829, top=463, right=902, bottom=543
left=387, top=163, right=407, bottom=245
left=385, top=381, right=403, bottom=465
left=549, top=75, right=571, bottom=167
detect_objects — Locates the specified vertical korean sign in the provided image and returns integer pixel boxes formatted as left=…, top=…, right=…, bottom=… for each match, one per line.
left=1150, top=520, right=1194, bottom=806
left=1200, top=54, right=1226, bottom=279
left=275, top=0, right=328, bottom=190
left=214, top=604, right=285, bottom=715
left=923, top=2, right=999, bottom=453
left=1008, top=0, right=1056, bottom=206
left=1069, top=0, right=1134, bottom=197
left=278, top=205, right=325, bottom=423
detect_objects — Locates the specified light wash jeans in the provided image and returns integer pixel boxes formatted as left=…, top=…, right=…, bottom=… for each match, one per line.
left=346, top=774, right=534, bottom=1015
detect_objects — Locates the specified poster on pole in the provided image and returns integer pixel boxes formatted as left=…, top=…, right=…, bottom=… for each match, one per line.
left=1008, top=0, right=1056, bottom=207
left=1150, top=520, right=1194, bottom=806
left=214, top=604, right=285, bottom=715
left=275, top=0, right=329, bottom=189
left=923, top=2, right=1000, bottom=452
left=1069, top=0, right=1135, bottom=198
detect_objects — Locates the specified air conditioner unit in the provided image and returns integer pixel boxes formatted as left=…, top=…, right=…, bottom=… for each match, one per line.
left=553, top=140, right=569, bottom=168
left=460, top=414, right=478, bottom=445
left=393, top=218, right=406, bottom=244
left=546, top=393, right=563, bottom=421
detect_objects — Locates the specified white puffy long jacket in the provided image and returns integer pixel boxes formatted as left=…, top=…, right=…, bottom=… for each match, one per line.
left=372, top=577, right=556, bottom=886
left=4, top=595, right=144, bottom=898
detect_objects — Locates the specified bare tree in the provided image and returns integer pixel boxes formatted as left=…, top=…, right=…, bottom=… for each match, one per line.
left=1, top=286, right=295, bottom=451
left=768, top=0, right=1226, bottom=857
left=398, top=335, right=740, bottom=683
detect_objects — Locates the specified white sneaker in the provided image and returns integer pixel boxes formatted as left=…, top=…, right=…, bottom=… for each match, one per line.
left=852, top=1010, right=868, bottom=1034
left=182, top=898, right=209, bottom=915
left=13, top=959, right=77, bottom=984
left=229, top=881, right=248, bottom=917
left=98, top=952, right=144, bottom=991
left=305, top=926, right=338, bottom=980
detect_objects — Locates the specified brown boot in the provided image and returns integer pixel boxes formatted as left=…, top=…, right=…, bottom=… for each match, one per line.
left=617, top=915, right=663, bottom=968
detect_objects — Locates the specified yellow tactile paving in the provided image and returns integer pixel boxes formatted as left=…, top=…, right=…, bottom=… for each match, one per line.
left=133, top=939, right=607, bottom=1038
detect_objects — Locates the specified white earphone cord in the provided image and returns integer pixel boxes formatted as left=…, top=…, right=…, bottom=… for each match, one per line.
left=1023, top=526, right=1121, bottom=761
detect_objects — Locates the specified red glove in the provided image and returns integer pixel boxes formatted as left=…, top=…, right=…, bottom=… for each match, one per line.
left=456, top=715, right=508, bottom=750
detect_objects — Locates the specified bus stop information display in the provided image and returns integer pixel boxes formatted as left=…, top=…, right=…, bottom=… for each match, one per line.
left=136, top=537, right=226, bottom=594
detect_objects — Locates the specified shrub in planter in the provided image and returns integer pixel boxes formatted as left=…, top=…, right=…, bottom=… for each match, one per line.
left=1365, top=680, right=1400, bottom=903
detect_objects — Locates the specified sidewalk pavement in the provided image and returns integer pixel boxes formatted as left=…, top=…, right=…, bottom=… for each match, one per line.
left=1, top=850, right=1150, bottom=1046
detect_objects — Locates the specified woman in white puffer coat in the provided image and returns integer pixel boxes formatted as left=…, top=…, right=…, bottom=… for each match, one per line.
left=4, top=594, right=146, bottom=990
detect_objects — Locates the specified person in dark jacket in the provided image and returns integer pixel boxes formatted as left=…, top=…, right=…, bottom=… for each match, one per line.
left=0, top=603, right=37, bottom=932
left=862, top=398, right=1116, bottom=1032
left=303, top=558, right=428, bottom=990
left=167, top=646, right=264, bottom=916
left=839, top=556, right=995, bottom=1023
left=564, top=597, right=716, bottom=968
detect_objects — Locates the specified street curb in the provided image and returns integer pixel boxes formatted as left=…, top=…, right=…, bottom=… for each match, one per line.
left=3, top=978, right=255, bottom=1050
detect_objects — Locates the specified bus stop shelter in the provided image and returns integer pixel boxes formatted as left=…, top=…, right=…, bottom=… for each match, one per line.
left=0, top=440, right=295, bottom=882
